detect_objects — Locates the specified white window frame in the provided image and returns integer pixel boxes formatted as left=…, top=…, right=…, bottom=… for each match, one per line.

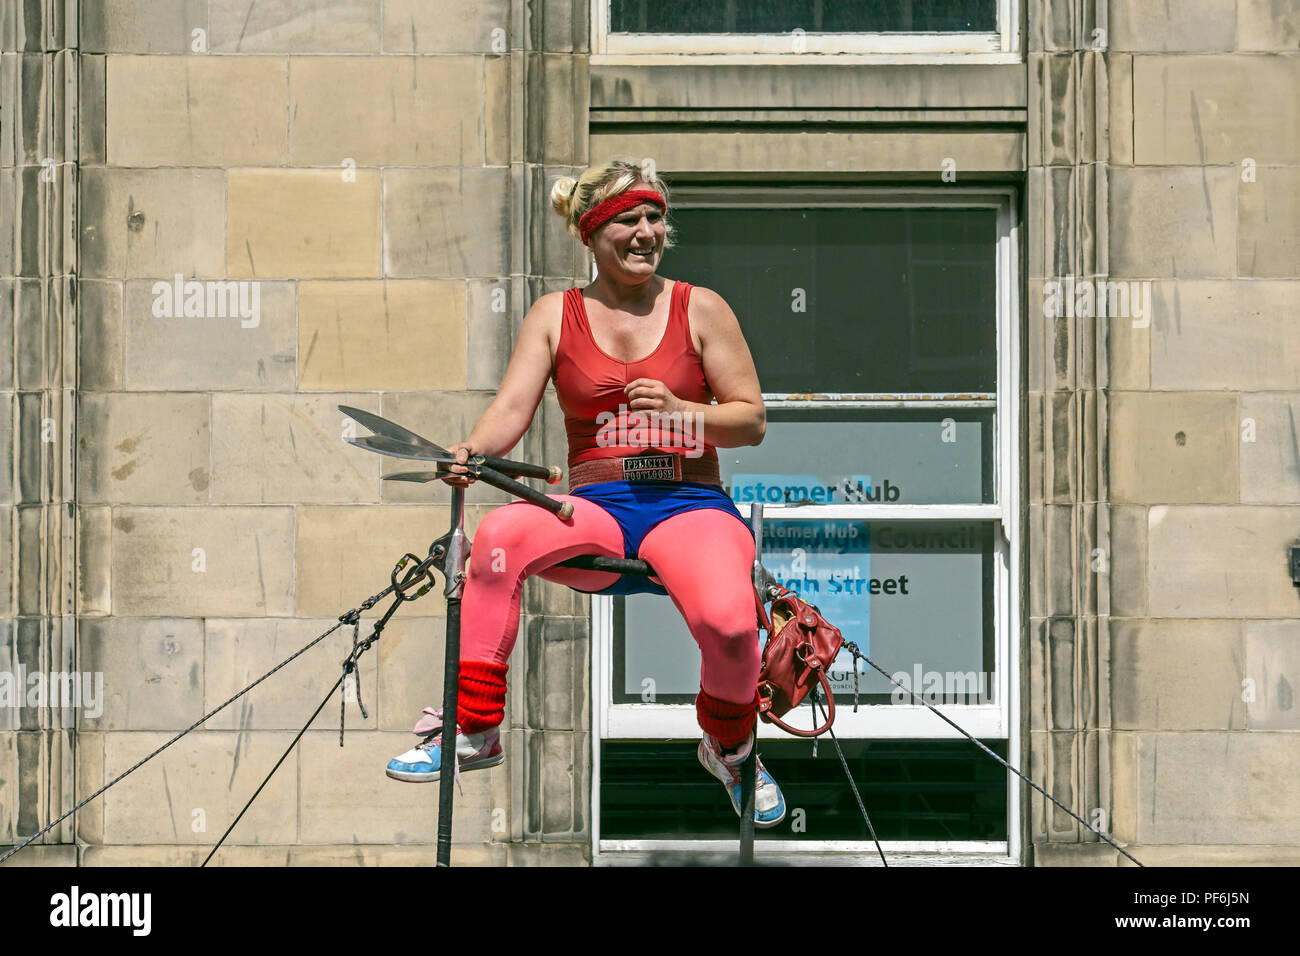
left=591, top=0, right=1020, bottom=63
left=591, top=187, right=1021, bottom=862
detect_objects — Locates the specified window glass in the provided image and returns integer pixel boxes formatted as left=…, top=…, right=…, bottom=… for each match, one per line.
left=611, top=0, right=999, bottom=34
left=615, top=520, right=994, bottom=706
left=662, top=207, right=998, bottom=394
left=718, top=406, right=995, bottom=506
left=599, top=192, right=1015, bottom=854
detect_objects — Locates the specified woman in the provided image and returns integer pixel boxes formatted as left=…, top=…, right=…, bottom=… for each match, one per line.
left=385, top=159, right=785, bottom=828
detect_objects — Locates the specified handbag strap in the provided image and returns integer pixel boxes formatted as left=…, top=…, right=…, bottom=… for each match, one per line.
left=759, top=665, right=836, bottom=738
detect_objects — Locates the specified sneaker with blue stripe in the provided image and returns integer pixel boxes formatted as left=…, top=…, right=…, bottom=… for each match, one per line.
left=386, top=707, right=504, bottom=785
left=698, top=730, right=787, bottom=829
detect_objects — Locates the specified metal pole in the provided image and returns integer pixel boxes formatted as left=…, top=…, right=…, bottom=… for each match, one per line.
left=436, top=484, right=469, bottom=866
left=740, top=503, right=765, bottom=865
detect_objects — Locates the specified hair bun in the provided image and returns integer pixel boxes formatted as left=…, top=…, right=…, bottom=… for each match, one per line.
left=550, top=176, right=578, bottom=217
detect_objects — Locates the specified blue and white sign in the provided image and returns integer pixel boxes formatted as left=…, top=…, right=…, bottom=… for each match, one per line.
left=717, top=414, right=991, bottom=505
left=730, top=473, right=898, bottom=505
left=761, top=519, right=873, bottom=669
left=617, top=520, right=987, bottom=704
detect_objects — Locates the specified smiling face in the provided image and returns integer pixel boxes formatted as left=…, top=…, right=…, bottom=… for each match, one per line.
left=588, top=196, right=666, bottom=282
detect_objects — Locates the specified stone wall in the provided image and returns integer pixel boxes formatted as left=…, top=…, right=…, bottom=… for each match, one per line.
left=1028, top=0, right=1300, bottom=866
left=2, top=0, right=1297, bottom=866
left=1, top=0, right=80, bottom=867
left=3, top=0, right=592, bottom=866
left=1098, top=0, right=1300, bottom=865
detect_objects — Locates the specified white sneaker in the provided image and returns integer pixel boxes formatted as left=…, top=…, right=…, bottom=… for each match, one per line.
left=698, top=731, right=787, bottom=829
left=385, top=707, right=504, bottom=788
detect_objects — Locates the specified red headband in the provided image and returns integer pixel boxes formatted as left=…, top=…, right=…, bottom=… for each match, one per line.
left=578, top=189, right=666, bottom=245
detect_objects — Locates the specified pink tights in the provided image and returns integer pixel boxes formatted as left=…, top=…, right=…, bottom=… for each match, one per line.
left=459, top=496, right=760, bottom=706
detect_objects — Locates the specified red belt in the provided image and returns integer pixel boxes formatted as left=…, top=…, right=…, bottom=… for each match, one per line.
left=568, top=453, right=721, bottom=492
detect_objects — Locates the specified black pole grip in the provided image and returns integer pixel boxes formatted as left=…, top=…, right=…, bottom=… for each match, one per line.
left=556, top=555, right=656, bottom=577
left=474, top=464, right=573, bottom=519
left=470, top=454, right=562, bottom=485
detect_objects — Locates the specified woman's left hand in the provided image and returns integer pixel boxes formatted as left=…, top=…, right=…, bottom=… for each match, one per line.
left=624, top=378, right=688, bottom=415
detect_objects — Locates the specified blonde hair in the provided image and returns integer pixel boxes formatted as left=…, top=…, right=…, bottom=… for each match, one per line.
left=550, top=158, right=676, bottom=249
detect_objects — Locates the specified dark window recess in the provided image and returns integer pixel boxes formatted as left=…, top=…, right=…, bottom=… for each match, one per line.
left=611, top=0, right=998, bottom=34
left=600, top=739, right=1008, bottom=842
left=663, top=207, right=998, bottom=394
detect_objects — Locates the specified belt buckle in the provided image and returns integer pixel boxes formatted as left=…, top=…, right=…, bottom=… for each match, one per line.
left=620, top=453, right=682, bottom=482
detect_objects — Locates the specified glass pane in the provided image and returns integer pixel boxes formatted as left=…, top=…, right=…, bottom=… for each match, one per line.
left=662, top=206, right=997, bottom=394
left=611, top=0, right=998, bottom=34
left=719, top=406, right=994, bottom=506
left=600, top=739, right=1008, bottom=842
left=614, top=519, right=994, bottom=707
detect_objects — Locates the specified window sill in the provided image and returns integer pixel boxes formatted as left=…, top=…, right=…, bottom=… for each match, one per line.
left=591, top=51, right=1023, bottom=66
left=602, top=703, right=1008, bottom=738
left=595, top=840, right=1017, bottom=866
left=589, top=60, right=1028, bottom=113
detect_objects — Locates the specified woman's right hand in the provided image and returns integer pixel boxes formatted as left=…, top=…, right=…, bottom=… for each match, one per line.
left=442, top=442, right=475, bottom=486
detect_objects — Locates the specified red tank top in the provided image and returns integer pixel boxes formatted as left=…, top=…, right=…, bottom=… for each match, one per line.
left=552, top=280, right=719, bottom=469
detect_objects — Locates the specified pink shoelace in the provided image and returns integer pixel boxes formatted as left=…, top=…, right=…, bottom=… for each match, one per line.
left=413, top=706, right=464, bottom=794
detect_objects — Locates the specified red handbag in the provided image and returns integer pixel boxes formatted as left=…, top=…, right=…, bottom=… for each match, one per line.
left=753, top=584, right=844, bottom=737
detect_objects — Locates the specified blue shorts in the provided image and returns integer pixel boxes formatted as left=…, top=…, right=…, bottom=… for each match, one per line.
left=564, top=480, right=754, bottom=596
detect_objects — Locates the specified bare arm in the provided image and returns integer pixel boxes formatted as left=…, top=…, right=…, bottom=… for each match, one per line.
left=626, top=286, right=765, bottom=448
left=443, top=293, right=559, bottom=480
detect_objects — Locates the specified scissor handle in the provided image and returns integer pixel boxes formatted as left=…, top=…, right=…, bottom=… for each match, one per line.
left=473, top=464, right=573, bottom=519
left=470, top=454, right=562, bottom=485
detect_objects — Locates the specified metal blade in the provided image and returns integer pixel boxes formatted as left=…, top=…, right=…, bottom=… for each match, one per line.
left=347, top=434, right=456, bottom=463
left=381, top=470, right=448, bottom=483
left=338, top=405, right=448, bottom=456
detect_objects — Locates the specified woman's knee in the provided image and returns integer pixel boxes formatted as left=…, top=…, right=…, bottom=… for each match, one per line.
left=473, top=501, right=544, bottom=552
left=466, top=504, right=546, bottom=583
left=470, top=497, right=623, bottom=583
left=690, top=594, right=758, bottom=662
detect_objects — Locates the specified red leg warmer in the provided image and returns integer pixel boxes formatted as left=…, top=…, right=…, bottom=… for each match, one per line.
left=695, top=686, right=760, bottom=749
left=457, top=659, right=509, bottom=733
